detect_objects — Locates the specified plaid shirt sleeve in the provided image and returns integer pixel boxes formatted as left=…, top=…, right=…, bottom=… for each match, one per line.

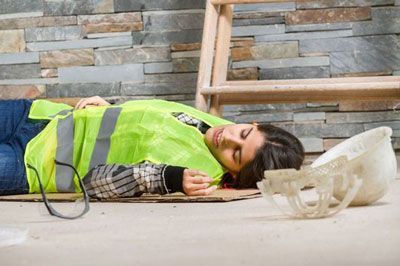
left=83, top=163, right=170, bottom=199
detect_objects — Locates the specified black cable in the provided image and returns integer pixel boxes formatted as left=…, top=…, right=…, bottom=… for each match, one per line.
left=27, top=160, right=90, bottom=219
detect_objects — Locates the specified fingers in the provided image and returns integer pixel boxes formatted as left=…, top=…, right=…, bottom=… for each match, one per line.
left=75, top=96, right=108, bottom=110
left=185, top=169, right=208, bottom=177
left=190, top=176, right=213, bottom=184
left=189, top=185, right=218, bottom=196
left=75, top=98, right=95, bottom=110
left=184, top=169, right=213, bottom=183
left=185, top=182, right=211, bottom=191
left=182, top=169, right=216, bottom=196
left=75, top=98, right=85, bottom=110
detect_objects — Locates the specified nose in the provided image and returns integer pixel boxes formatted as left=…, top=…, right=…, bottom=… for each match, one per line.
left=222, top=131, right=243, bottom=147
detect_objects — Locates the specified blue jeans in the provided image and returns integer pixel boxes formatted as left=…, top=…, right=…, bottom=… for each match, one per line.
left=0, top=100, right=47, bottom=195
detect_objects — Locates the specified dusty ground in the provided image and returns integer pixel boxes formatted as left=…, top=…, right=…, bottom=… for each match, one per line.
left=0, top=176, right=399, bottom=266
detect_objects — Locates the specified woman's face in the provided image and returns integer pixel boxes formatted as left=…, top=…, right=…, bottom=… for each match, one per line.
left=204, top=123, right=265, bottom=175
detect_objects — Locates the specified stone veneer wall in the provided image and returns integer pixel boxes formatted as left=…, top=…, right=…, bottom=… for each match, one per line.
left=0, top=0, right=399, bottom=154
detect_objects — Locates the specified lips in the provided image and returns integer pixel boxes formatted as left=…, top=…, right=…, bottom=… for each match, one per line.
left=213, top=128, right=223, bottom=148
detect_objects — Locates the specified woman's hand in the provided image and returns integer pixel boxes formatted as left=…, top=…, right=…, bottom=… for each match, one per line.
left=182, top=169, right=217, bottom=196
left=75, top=96, right=111, bottom=110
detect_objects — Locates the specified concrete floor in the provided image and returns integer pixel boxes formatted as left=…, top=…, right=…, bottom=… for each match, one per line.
left=0, top=178, right=399, bottom=266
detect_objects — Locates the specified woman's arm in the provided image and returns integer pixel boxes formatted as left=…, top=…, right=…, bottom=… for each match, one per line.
left=83, top=163, right=216, bottom=199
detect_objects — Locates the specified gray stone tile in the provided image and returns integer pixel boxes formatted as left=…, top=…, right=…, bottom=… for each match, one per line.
left=232, top=24, right=285, bottom=37
left=87, top=32, right=132, bottom=39
left=172, top=57, right=200, bottom=72
left=144, top=62, right=173, bottom=74
left=115, top=0, right=206, bottom=12
left=234, top=2, right=295, bottom=12
left=299, top=35, right=400, bottom=53
left=371, top=6, right=400, bottom=18
left=77, top=12, right=141, bottom=24
left=224, top=112, right=293, bottom=123
left=121, top=82, right=195, bottom=95
left=132, top=29, right=203, bottom=45
left=0, top=0, right=43, bottom=14
left=256, top=30, right=353, bottom=42
left=233, top=17, right=284, bottom=26
left=143, top=10, right=204, bottom=31
left=0, top=84, right=45, bottom=99
left=0, top=29, right=25, bottom=53
left=0, top=12, right=43, bottom=20
left=95, top=46, right=170, bottom=65
left=144, top=73, right=197, bottom=84
left=25, top=26, right=84, bottom=42
left=286, top=22, right=353, bottom=33
left=223, top=103, right=307, bottom=113
left=0, top=64, right=40, bottom=79
left=330, top=50, right=400, bottom=75
left=0, top=78, right=57, bottom=85
left=292, top=123, right=365, bottom=138
left=96, top=45, right=131, bottom=51
left=233, top=41, right=298, bottom=61
left=352, top=18, right=400, bottom=35
left=296, top=0, right=394, bottom=9
left=306, top=103, right=339, bottom=111
left=0, top=16, right=77, bottom=30
left=59, top=64, right=144, bottom=83
left=26, top=36, right=132, bottom=51
left=299, top=138, right=324, bottom=153
left=327, top=111, right=400, bottom=123
left=232, top=56, right=330, bottom=69
left=43, top=0, right=113, bottom=15
left=260, top=66, right=330, bottom=79
left=364, top=121, right=400, bottom=136
left=392, top=138, right=400, bottom=149
left=294, top=112, right=326, bottom=122
left=0, top=52, right=39, bottom=65
left=46, top=83, right=120, bottom=97
left=171, top=50, right=200, bottom=59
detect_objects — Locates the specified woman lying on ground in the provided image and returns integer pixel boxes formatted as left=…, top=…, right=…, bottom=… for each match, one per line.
left=0, top=96, right=304, bottom=199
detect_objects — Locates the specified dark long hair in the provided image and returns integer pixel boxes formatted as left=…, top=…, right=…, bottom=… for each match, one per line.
left=222, top=124, right=305, bottom=189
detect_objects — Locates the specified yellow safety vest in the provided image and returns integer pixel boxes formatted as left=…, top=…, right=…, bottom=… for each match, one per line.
left=25, top=99, right=233, bottom=193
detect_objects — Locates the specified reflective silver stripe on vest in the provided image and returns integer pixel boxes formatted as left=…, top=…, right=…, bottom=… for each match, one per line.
left=55, top=114, right=75, bottom=192
left=50, top=109, right=72, bottom=118
left=89, top=107, right=122, bottom=170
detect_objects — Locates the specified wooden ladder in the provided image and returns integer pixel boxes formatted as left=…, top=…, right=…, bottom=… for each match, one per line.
left=195, top=0, right=400, bottom=116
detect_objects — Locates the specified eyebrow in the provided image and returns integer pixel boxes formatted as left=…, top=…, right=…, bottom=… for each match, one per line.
left=239, top=127, right=253, bottom=165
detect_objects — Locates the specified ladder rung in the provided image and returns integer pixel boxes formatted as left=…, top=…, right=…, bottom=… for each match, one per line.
left=222, top=76, right=400, bottom=86
left=211, top=0, right=293, bottom=5
left=201, top=81, right=400, bottom=104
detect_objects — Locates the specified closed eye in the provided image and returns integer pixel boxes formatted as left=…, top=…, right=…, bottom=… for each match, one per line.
left=235, top=128, right=253, bottom=165
left=241, top=128, right=253, bottom=139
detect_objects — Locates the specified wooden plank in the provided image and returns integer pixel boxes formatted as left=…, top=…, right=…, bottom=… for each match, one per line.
left=204, top=82, right=400, bottom=94
left=211, top=0, right=304, bottom=4
left=0, top=190, right=261, bottom=203
left=218, top=92, right=400, bottom=104
left=222, top=76, right=400, bottom=86
left=201, top=82, right=400, bottom=103
left=210, top=4, right=234, bottom=116
left=195, top=0, right=220, bottom=112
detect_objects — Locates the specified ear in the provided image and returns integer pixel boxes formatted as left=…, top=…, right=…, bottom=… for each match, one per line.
left=252, top=121, right=259, bottom=126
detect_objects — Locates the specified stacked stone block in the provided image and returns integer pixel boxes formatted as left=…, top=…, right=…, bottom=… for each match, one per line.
left=0, top=0, right=399, bottom=154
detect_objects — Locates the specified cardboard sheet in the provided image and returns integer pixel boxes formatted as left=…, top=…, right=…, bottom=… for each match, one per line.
left=0, top=189, right=261, bottom=203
